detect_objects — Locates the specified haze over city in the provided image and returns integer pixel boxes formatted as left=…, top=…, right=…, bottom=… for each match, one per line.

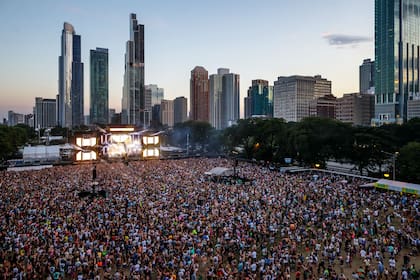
left=0, top=0, right=373, bottom=119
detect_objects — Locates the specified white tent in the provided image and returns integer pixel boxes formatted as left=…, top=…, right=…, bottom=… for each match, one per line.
left=204, top=167, right=234, bottom=177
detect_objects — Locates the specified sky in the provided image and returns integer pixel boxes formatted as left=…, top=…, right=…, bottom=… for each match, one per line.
left=0, top=0, right=374, bottom=120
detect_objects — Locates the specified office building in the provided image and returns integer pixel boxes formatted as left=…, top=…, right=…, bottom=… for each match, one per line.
left=58, top=22, right=84, bottom=128
left=209, top=68, right=240, bottom=129
left=34, top=97, right=57, bottom=129
left=309, top=94, right=337, bottom=119
left=160, top=99, right=174, bottom=127
left=374, top=0, right=420, bottom=125
left=408, top=98, right=420, bottom=120
left=174, top=96, right=188, bottom=125
left=360, top=59, right=375, bottom=94
left=190, top=66, right=209, bottom=122
left=90, top=48, right=109, bottom=125
left=7, top=111, right=25, bottom=126
left=245, top=79, right=273, bottom=118
left=122, top=13, right=150, bottom=127
left=273, top=75, right=331, bottom=122
left=221, top=72, right=240, bottom=128
left=146, top=84, right=164, bottom=106
left=337, top=93, right=374, bottom=126
left=209, top=68, right=228, bottom=129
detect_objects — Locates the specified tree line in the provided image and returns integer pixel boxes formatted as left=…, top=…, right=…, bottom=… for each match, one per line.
left=2, top=118, right=420, bottom=183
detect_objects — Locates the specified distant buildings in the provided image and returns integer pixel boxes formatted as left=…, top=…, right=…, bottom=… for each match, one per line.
left=374, top=0, right=420, bottom=125
left=190, top=66, right=209, bottom=122
left=244, top=79, right=273, bottom=118
left=146, top=84, right=164, bottom=126
left=146, top=84, right=164, bottom=106
left=174, top=97, right=188, bottom=125
left=273, top=75, right=331, bottom=122
left=309, top=94, right=337, bottom=119
left=34, top=97, right=56, bottom=129
left=122, top=14, right=150, bottom=128
left=359, top=59, right=375, bottom=94
left=160, top=99, right=174, bottom=127
left=7, top=111, right=25, bottom=127
left=208, top=68, right=240, bottom=129
left=58, top=22, right=84, bottom=128
left=337, top=93, right=374, bottom=126
left=90, top=48, right=109, bottom=125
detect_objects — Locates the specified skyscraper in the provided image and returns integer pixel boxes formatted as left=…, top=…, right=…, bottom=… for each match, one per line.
left=174, top=96, right=188, bottom=125
left=245, top=79, right=273, bottom=118
left=160, top=99, right=174, bottom=127
left=208, top=68, right=240, bottom=129
left=221, top=72, right=240, bottom=129
left=146, top=84, right=164, bottom=106
left=374, top=0, right=420, bottom=125
left=359, top=59, right=375, bottom=94
left=209, top=68, right=228, bottom=129
left=58, top=22, right=84, bottom=128
left=90, top=48, right=109, bottom=125
left=273, top=75, right=331, bottom=122
left=190, top=66, right=209, bottom=122
left=122, top=14, right=150, bottom=127
left=34, top=97, right=57, bottom=129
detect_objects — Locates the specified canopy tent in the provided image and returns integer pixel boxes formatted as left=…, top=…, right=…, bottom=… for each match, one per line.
left=204, top=167, right=234, bottom=177
left=373, top=179, right=420, bottom=195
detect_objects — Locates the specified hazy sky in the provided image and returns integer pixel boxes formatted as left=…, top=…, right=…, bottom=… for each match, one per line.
left=0, top=0, right=374, bottom=120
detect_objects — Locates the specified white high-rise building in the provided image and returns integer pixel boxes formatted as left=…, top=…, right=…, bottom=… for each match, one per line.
left=273, top=75, right=331, bottom=122
left=209, top=68, right=240, bottom=129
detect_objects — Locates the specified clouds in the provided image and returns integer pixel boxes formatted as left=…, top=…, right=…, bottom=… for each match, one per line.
left=322, top=33, right=371, bottom=47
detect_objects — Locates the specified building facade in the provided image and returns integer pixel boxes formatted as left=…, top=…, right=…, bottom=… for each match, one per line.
left=273, top=75, right=331, bottom=122
left=245, top=79, right=273, bottom=118
left=34, top=97, right=57, bottom=129
left=122, top=14, right=150, bottom=128
left=146, top=84, right=164, bottom=106
left=90, top=48, right=109, bottom=125
left=58, top=22, right=84, bottom=128
left=309, top=94, right=337, bottom=119
left=7, top=111, right=25, bottom=127
left=160, top=99, right=174, bottom=127
left=374, top=0, right=420, bottom=125
left=209, top=68, right=228, bottom=129
left=337, top=93, right=375, bottom=126
left=208, top=68, right=240, bottom=129
left=221, top=72, right=240, bottom=129
left=190, top=66, right=209, bottom=122
left=360, top=58, right=375, bottom=94
left=174, top=97, right=188, bottom=125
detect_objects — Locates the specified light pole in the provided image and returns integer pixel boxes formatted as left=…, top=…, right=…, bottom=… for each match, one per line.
left=382, top=151, right=399, bottom=181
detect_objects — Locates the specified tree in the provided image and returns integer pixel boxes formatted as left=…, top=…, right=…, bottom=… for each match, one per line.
left=397, top=142, right=420, bottom=184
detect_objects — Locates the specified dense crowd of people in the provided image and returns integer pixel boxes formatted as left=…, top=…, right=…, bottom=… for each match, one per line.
left=0, top=158, right=419, bottom=280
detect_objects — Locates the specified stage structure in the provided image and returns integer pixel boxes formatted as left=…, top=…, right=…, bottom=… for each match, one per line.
left=142, top=132, right=161, bottom=159
left=74, top=133, right=98, bottom=161
left=100, top=126, right=162, bottom=159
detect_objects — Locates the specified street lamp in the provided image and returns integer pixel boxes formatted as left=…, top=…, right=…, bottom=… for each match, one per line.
left=382, top=151, right=399, bottom=181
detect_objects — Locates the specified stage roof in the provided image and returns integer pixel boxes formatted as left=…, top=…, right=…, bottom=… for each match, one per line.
left=373, top=179, right=420, bottom=195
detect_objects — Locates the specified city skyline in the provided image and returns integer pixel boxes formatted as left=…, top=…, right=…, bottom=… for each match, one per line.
left=0, top=0, right=373, bottom=120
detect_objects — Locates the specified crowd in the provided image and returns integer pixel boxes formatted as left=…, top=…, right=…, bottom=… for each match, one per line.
left=0, top=158, right=419, bottom=280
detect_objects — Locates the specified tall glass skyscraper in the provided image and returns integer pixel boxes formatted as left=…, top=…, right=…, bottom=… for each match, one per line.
left=58, top=22, right=84, bottom=128
left=90, top=48, right=109, bottom=125
left=244, top=80, right=273, bottom=118
left=122, top=13, right=150, bottom=127
left=374, top=0, right=420, bottom=125
left=359, top=59, right=375, bottom=94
